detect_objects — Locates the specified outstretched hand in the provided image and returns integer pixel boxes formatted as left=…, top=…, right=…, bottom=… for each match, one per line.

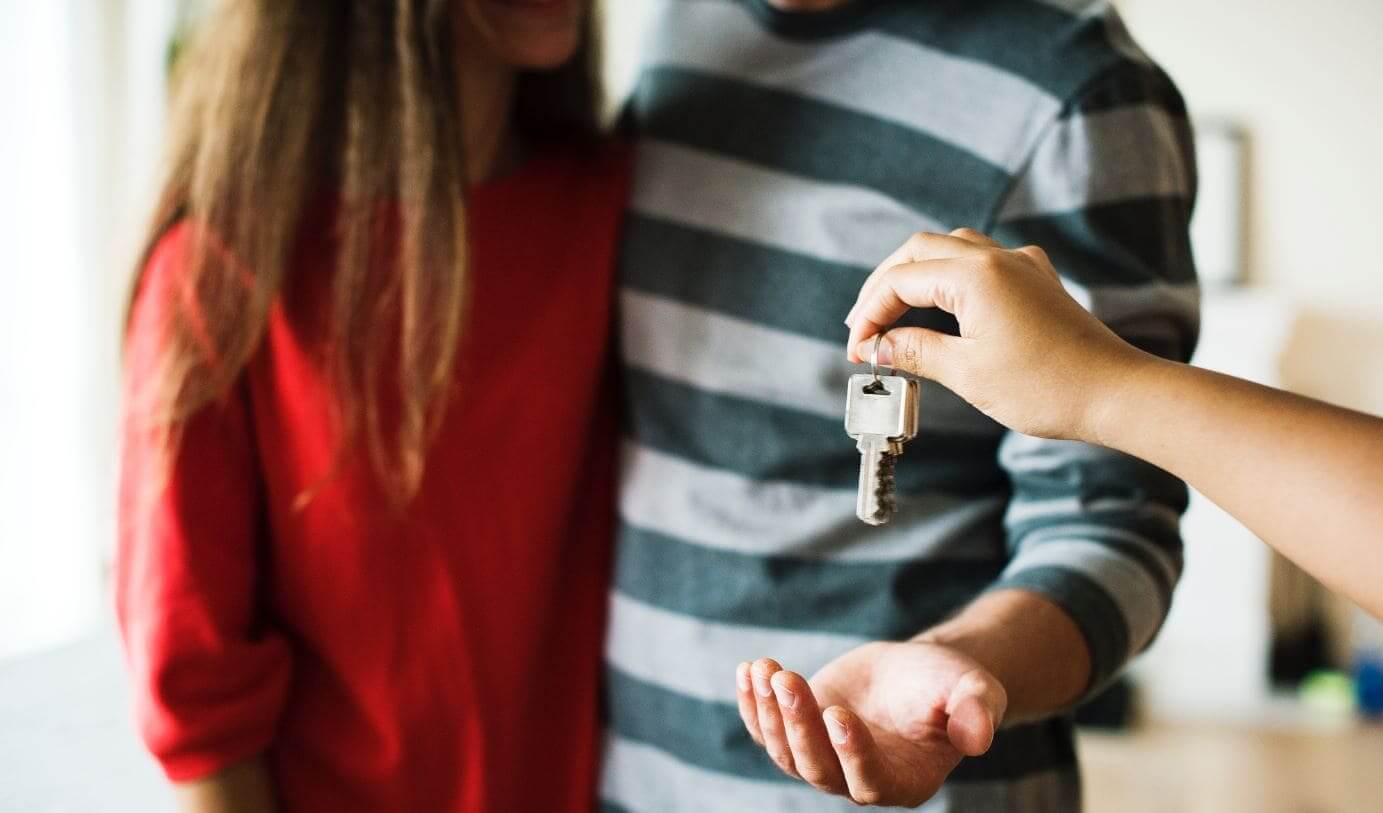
left=736, top=640, right=1007, bottom=807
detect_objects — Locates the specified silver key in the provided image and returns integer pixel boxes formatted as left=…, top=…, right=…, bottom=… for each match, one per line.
left=844, top=337, right=920, bottom=526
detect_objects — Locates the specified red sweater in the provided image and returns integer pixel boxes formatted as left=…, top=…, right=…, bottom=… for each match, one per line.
left=116, top=146, right=628, bottom=811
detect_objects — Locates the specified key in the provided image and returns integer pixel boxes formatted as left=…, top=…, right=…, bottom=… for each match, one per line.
left=844, top=337, right=920, bottom=526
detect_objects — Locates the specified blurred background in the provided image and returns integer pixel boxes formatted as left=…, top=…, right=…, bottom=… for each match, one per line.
left=2, top=0, right=1381, bottom=810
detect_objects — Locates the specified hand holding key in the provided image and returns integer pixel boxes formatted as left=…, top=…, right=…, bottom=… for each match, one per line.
left=843, top=228, right=1143, bottom=444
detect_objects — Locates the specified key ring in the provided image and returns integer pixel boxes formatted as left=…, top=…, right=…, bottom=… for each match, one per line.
left=864, top=332, right=892, bottom=395
left=870, top=332, right=885, bottom=383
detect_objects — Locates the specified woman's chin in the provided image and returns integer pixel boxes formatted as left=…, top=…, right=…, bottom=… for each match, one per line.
left=467, top=0, right=585, bottom=69
left=496, top=33, right=583, bottom=70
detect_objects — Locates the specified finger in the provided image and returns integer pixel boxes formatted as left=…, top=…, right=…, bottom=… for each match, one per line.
left=736, top=662, right=763, bottom=746
left=823, top=706, right=893, bottom=806
left=845, top=232, right=992, bottom=328
left=948, top=226, right=1002, bottom=248
left=751, top=658, right=797, bottom=778
left=847, top=232, right=991, bottom=329
left=945, top=669, right=1007, bottom=757
left=771, top=671, right=847, bottom=794
left=853, top=327, right=958, bottom=384
left=845, top=257, right=976, bottom=360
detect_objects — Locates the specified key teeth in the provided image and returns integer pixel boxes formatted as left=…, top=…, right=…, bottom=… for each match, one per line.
left=869, top=452, right=898, bottom=523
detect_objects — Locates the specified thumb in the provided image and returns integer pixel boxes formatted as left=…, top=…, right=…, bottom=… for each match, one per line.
left=855, top=328, right=958, bottom=383
left=944, top=669, right=1006, bottom=757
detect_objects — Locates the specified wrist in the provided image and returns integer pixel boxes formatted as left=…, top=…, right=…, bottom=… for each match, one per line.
left=1081, top=346, right=1166, bottom=449
left=911, top=590, right=1091, bottom=720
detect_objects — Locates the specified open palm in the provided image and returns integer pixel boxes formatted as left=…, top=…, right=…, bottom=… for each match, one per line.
left=737, top=641, right=1007, bottom=807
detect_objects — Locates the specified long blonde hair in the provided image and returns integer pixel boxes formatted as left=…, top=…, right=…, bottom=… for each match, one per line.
left=129, top=0, right=600, bottom=503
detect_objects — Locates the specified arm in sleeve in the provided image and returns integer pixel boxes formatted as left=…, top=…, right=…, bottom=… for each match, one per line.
left=984, top=59, right=1199, bottom=697
left=116, top=224, right=292, bottom=782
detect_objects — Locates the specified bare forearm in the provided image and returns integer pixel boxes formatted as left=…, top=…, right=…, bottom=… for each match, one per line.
left=1093, top=354, right=1383, bottom=618
left=176, top=757, right=276, bottom=813
left=914, top=589, right=1091, bottom=723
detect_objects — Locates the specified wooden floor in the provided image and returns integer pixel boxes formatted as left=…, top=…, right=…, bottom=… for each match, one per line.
left=1078, top=721, right=1383, bottom=812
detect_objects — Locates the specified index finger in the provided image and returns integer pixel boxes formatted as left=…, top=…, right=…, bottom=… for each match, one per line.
left=845, top=231, right=993, bottom=331
left=845, top=258, right=973, bottom=361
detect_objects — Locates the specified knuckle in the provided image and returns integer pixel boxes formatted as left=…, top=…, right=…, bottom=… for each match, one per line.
left=908, top=230, right=937, bottom=249
left=853, top=788, right=884, bottom=806
left=798, top=764, right=832, bottom=787
left=979, top=247, right=1006, bottom=270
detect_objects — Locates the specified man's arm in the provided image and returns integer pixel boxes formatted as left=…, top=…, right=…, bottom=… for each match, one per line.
left=734, top=57, right=1198, bottom=806
left=977, top=56, right=1198, bottom=702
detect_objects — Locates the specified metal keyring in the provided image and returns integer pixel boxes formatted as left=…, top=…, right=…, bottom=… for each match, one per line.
left=870, top=332, right=884, bottom=383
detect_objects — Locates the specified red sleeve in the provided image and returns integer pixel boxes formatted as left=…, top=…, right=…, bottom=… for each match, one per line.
left=116, top=223, right=292, bottom=782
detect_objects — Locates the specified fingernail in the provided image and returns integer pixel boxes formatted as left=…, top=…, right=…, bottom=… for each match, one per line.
left=773, top=680, right=797, bottom=710
left=736, top=663, right=750, bottom=692
left=753, top=670, right=773, bottom=698
left=825, top=712, right=849, bottom=744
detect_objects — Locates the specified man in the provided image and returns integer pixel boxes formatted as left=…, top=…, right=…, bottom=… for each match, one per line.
left=603, top=0, right=1198, bottom=809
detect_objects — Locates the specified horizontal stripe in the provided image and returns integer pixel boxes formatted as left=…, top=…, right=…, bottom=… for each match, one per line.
left=634, top=66, right=1007, bottom=224
left=1016, top=522, right=1181, bottom=601
left=620, top=288, right=1002, bottom=436
left=647, top=1, right=1059, bottom=171
left=864, top=0, right=1127, bottom=100
left=601, top=733, right=947, bottom=812
left=606, top=667, right=1078, bottom=785
left=615, top=522, right=1005, bottom=638
left=618, top=442, right=1008, bottom=563
left=621, top=213, right=1190, bottom=375
left=624, top=368, right=1009, bottom=495
left=631, top=138, right=941, bottom=271
left=1065, top=280, right=1200, bottom=345
left=603, top=731, right=1080, bottom=812
left=999, top=432, right=1191, bottom=510
left=1003, top=539, right=1168, bottom=654
left=620, top=288, right=851, bottom=421
left=944, top=767, right=1082, bottom=811
left=1074, top=57, right=1189, bottom=116
left=606, top=591, right=865, bottom=704
left=619, top=214, right=962, bottom=344
left=997, top=106, right=1193, bottom=220
left=1005, top=495, right=1183, bottom=536
left=991, top=196, right=1198, bottom=288
left=625, top=149, right=1198, bottom=348
left=1030, top=0, right=1107, bottom=16
left=989, top=565, right=1128, bottom=690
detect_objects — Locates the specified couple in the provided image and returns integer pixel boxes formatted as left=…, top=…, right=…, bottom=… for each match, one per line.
left=117, top=0, right=1197, bottom=810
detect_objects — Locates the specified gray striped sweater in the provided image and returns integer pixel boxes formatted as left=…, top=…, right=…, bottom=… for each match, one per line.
left=603, top=1, right=1198, bottom=810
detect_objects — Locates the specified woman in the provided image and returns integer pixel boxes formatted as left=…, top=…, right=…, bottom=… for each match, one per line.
left=117, top=1, right=625, bottom=810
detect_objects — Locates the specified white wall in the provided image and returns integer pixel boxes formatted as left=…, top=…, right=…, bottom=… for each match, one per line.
left=1118, top=0, right=1383, bottom=414
left=0, top=0, right=176, bottom=660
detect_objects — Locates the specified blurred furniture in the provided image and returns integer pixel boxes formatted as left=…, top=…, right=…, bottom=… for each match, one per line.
left=1078, top=722, right=1383, bottom=813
